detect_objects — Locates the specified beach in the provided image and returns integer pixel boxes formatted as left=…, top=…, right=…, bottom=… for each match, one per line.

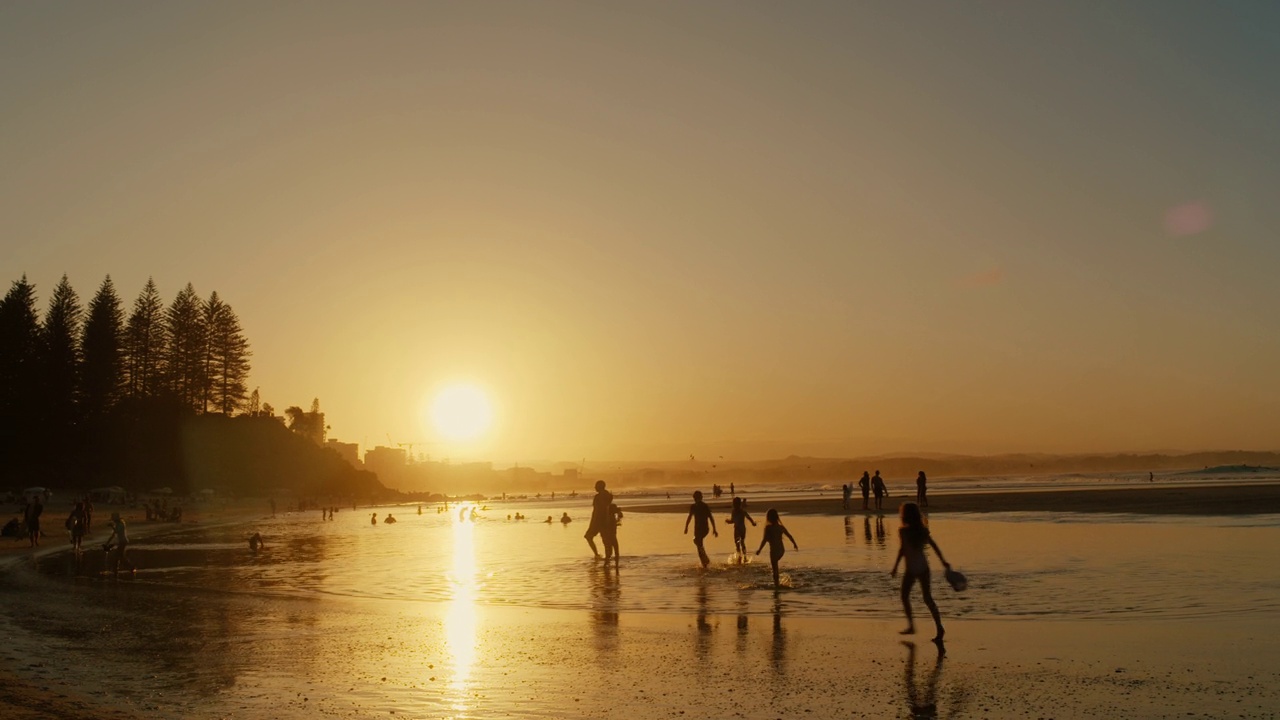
left=3, top=484, right=1280, bottom=718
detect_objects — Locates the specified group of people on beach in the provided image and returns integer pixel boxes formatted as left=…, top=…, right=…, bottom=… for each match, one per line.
left=585, top=478, right=954, bottom=642
left=842, top=470, right=929, bottom=511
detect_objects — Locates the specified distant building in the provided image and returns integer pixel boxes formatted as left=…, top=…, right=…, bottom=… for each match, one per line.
left=364, top=446, right=406, bottom=478
left=563, top=468, right=578, bottom=482
left=326, top=440, right=360, bottom=468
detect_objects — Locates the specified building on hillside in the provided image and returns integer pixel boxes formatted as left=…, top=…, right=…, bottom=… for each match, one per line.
left=325, top=439, right=360, bottom=467
left=364, top=446, right=407, bottom=479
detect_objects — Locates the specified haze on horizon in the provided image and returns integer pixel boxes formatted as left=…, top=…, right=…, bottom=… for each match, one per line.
left=3, top=2, right=1278, bottom=463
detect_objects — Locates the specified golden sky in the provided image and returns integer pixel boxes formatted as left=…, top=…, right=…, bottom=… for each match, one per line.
left=3, top=2, right=1278, bottom=461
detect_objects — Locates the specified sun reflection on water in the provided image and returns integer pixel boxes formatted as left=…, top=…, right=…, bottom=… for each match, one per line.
left=445, top=504, right=480, bottom=714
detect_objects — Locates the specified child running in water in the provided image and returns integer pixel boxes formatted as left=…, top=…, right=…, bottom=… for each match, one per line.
left=723, top=496, right=757, bottom=562
left=755, top=509, right=798, bottom=587
left=683, top=490, right=718, bottom=568
left=890, top=502, right=950, bottom=641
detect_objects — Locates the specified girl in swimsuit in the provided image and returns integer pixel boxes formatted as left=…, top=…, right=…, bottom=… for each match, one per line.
left=890, top=502, right=950, bottom=641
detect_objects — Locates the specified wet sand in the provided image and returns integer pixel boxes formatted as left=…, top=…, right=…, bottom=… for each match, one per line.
left=627, top=482, right=1280, bottom=516
left=4, top=492, right=1280, bottom=718
left=1, top=573, right=1277, bottom=719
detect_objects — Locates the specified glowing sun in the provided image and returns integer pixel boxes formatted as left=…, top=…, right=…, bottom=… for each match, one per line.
left=429, top=384, right=494, bottom=442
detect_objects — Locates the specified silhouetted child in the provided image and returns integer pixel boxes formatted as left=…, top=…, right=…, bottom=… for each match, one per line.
left=371, top=513, right=378, bottom=525
left=723, top=496, right=757, bottom=561
left=105, top=512, right=133, bottom=577
left=602, top=503, right=622, bottom=563
left=249, top=532, right=265, bottom=552
left=683, top=490, right=717, bottom=568
left=755, top=509, right=798, bottom=587
left=890, top=502, right=950, bottom=641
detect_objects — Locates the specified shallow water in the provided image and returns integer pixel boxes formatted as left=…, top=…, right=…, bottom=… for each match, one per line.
left=9, top=504, right=1280, bottom=719
left=37, top=503, right=1280, bottom=622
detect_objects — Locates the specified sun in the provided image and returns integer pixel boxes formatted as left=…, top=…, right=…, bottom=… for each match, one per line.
left=429, top=384, right=494, bottom=443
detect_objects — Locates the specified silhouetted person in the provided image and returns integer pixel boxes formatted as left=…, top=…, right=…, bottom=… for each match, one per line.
left=602, top=502, right=622, bottom=563
left=858, top=471, right=871, bottom=510
left=560, top=512, right=572, bottom=524
left=66, top=502, right=86, bottom=552
left=842, top=483, right=851, bottom=510
left=872, top=470, right=888, bottom=511
left=385, top=514, right=397, bottom=524
left=585, top=480, right=613, bottom=559
left=916, top=471, right=928, bottom=507
left=105, top=512, right=133, bottom=577
left=83, top=496, right=93, bottom=533
left=249, top=532, right=265, bottom=552
left=544, top=515, right=553, bottom=524
left=891, top=502, right=950, bottom=641
left=371, top=513, right=378, bottom=525
left=756, top=508, right=798, bottom=588
left=730, top=482, right=735, bottom=496
left=683, top=490, right=717, bottom=568
left=723, top=496, right=756, bottom=561
left=23, top=497, right=42, bottom=548
left=417, top=504, right=422, bottom=515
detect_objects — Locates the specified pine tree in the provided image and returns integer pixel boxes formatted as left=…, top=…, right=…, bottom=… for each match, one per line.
left=164, top=282, right=207, bottom=411
left=40, top=275, right=84, bottom=433
left=124, top=278, right=165, bottom=398
left=0, top=276, right=42, bottom=476
left=82, top=276, right=125, bottom=417
left=203, top=292, right=252, bottom=414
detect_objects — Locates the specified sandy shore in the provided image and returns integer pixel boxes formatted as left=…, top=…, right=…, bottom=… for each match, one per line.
left=1, top=576, right=1277, bottom=719
left=626, top=482, right=1280, bottom=516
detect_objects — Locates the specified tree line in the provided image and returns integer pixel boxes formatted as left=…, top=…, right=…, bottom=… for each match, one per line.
left=0, top=274, right=254, bottom=486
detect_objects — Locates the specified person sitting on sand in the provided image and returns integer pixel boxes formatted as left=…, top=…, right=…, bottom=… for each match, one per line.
left=723, top=497, right=757, bottom=561
left=105, top=512, right=133, bottom=577
left=755, top=509, right=798, bottom=587
left=560, top=512, right=572, bottom=524
left=890, top=502, right=950, bottom=642
left=249, top=532, right=265, bottom=552
left=683, top=490, right=718, bottom=568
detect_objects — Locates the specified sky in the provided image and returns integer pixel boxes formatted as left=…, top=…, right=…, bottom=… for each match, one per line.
left=2, top=1, right=1278, bottom=463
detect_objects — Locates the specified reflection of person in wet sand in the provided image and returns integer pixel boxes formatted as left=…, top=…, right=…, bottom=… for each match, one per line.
left=683, top=490, right=717, bottom=568
left=903, top=640, right=945, bottom=718
left=724, top=497, right=756, bottom=561
left=755, top=509, right=798, bottom=587
left=585, top=480, right=613, bottom=559
left=890, top=502, right=950, bottom=641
